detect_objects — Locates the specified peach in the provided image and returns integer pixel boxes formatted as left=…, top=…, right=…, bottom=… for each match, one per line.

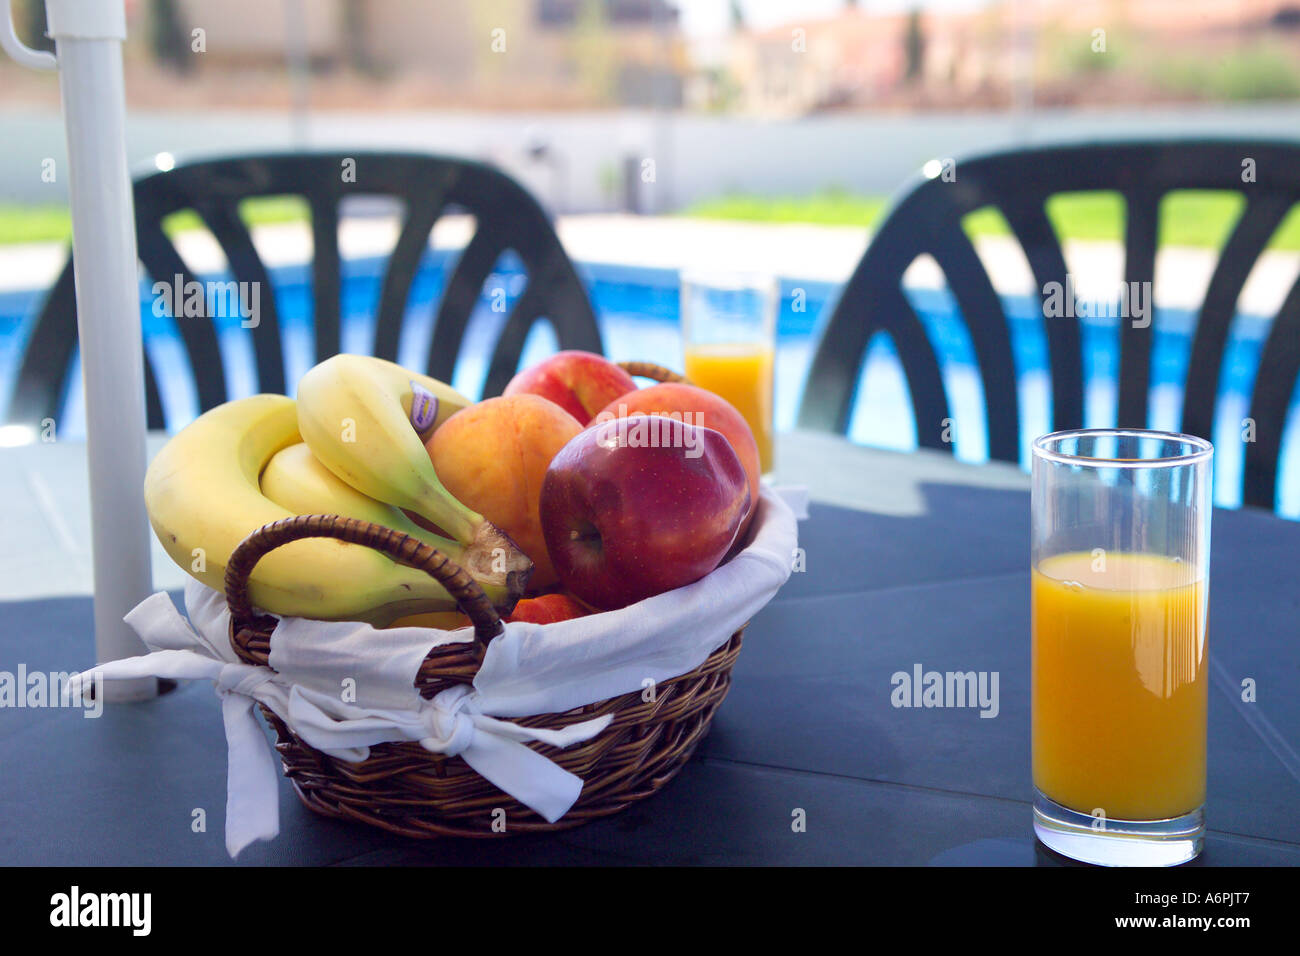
left=503, top=351, right=637, bottom=425
left=427, top=394, right=582, bottom=589
left=593, top=382, right=762, bottom=536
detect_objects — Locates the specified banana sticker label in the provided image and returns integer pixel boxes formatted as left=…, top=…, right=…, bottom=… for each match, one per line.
left=409, top=381, right=440, bottom=435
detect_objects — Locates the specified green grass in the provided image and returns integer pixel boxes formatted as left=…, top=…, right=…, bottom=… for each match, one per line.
left=0, top=204, right=79, bottom=245
left=0, top=196, right=309, bottom=246
left=5, top=189, right=1300, bottom=251
left=1146, top=45, right=1300, bottom=102
left=684, top=189, right=888, bottom=228
left=685, top=189, right=1300, bottom=251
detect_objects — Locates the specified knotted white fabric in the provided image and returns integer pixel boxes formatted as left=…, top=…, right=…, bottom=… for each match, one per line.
left=68, top=486, right=800, bottom=858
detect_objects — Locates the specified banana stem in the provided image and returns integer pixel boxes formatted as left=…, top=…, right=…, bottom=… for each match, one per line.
left=458, top=519, right=534, bottom=615
left=419, top=488, right=482, bottom=544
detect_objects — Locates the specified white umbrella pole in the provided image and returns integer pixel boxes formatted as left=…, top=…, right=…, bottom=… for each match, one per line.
left=4, top=0, right=156, bottom=700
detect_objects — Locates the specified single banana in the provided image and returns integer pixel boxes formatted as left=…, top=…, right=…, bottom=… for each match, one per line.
left=385, top=611, right=472, bottom=630
left=261, top=442, right=521, bottom=610
left=144, top=394, right=479, bottom=625
left=295, top=353, right=533, bottom=591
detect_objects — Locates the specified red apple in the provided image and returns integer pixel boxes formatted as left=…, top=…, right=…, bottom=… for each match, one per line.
left=540, top=418, right=751, bottom=610
left=593, top=382, right=762, bottom=538
left=503, top=351, right=637, bottom=425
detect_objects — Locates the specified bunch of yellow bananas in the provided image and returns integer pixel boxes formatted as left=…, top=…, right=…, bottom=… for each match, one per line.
left=143, top=354, right=532, bottom=625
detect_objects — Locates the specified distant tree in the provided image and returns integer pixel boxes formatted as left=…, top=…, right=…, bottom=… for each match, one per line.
left=729, top=0, right=746, bottom=33
left=903, top=8, right=925, bottom=84
left=575, top=0, right=616, bottom=103
left=341, top=0, right=378, bottom=76
left=149, top=0, right=193, bottom=74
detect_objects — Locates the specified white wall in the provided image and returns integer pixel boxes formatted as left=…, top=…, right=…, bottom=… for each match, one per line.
left=2, top=103, right=1297, bottom=213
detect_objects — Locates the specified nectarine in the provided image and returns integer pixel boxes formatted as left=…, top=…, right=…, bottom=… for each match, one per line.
left=506, top=592, right=591, bottom=625
left=428, top=395, right=582, bottom=589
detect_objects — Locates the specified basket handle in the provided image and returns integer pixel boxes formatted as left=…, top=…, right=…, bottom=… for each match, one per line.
left=618, top=360, right=689, bottom=384
left=224, top=514, right=503, bottom=648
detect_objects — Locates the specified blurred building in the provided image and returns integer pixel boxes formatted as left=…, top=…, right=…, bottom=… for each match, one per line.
left=15, top=0, right=1295, bottom=113
left=710, top=0, right=1300, bottom=116
left=710, top=4, right=1037, bottom=115
left=163, top=0, right=685, bottom=108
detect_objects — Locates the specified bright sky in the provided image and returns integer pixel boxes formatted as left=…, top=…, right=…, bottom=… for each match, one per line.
left=676, top=0, right=992, bottom=37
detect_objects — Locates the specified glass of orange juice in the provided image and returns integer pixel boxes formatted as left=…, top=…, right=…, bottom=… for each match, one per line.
left=1031, top=428, right=1213, bottom=866
left=679, top=270, right=778, bottom=475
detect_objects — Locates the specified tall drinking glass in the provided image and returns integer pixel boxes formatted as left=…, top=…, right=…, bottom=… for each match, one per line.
left=680, top=270, right=778, bottom=475
left=1031, top=428, right=1213, bottom=866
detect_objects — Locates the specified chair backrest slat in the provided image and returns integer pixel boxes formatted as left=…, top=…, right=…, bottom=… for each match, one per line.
left=1246, top=277, right=1300, bottom=507
left=371, top=190, right=447, bottom=362
left=1182, top=193, right=1292, bottom=443
left=888, top=283, right=953, bottom=450
left=999, top=196, right=1084, bottom=431
left=425, top=227, right=509, bottom=382
left=135, top=216, right=229, bottom=414
left=308, top=195, right=342, bottom=366
left=8, top=266, right=76, bottom=429
left=1118, top=189, right=1161, bottom=428
left=927, top=226, right=1020, bottom=461
left=143, top=352, right=165, bottom=431
left=194, top=199, right=285, bottom=396
left=800, top=188, right=931, bottom=436
left=485, top=279, right=550, bottom=397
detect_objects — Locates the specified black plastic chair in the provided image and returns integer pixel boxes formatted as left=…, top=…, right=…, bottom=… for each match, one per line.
left=798, top=139, right=1300, bottom=510
left=8, top=151, right=602, bottom=430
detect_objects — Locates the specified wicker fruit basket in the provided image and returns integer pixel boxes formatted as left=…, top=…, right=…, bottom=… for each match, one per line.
left=226, top=516, right=744, bottom=839
left=224, top=360, right=746, bottom=839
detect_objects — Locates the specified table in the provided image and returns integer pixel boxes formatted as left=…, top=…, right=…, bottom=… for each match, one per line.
left=1, top=431, right=1297, bottom=865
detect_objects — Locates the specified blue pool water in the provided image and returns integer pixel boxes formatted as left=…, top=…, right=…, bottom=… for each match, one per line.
left=0, top=248, right=1296, bottom=517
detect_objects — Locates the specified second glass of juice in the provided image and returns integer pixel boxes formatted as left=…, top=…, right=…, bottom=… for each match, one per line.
left=679, top=270, right=778, bottom=475
left=1031, top=428, right=1213, bottom=867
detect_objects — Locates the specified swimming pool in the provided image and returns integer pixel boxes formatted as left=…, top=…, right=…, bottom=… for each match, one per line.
left=0, top=247, right=1296, bottom=517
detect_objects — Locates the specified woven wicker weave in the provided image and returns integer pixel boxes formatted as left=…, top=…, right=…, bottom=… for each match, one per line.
left=224, top=361, right=746, bottom=838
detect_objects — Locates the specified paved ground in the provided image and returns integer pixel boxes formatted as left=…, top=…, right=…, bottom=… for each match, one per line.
left=3, top=215, right=1298, bottom=315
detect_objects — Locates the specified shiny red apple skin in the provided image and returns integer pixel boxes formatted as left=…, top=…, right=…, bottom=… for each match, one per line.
left=540, top=418, right=751, bottom=610
left=503, top=351, right=637, bottom=425
left=593, top=382, right=762, bottom=538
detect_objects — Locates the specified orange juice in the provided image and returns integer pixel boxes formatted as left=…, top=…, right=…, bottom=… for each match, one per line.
left=683, top=343, right=775, bottom=473
left=1032, top=551, right=1207, bottom=821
